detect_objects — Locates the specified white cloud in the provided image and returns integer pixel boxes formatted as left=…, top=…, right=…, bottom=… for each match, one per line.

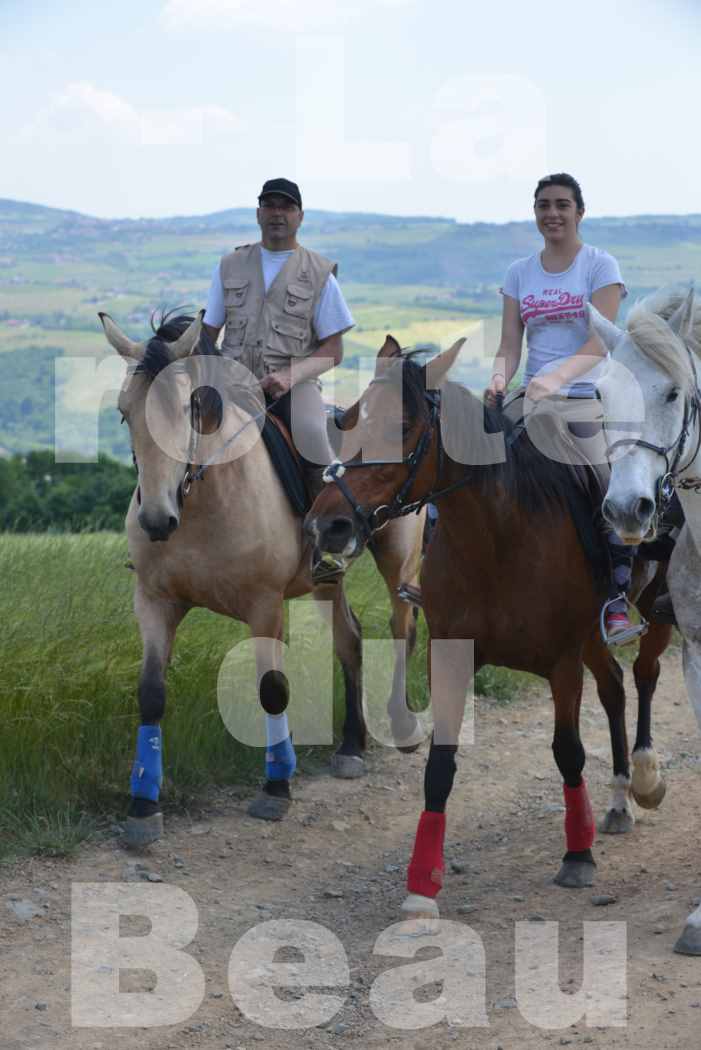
left=15, top=82, right=242, bottom=147
left=161, top=0, right=411, bottom=32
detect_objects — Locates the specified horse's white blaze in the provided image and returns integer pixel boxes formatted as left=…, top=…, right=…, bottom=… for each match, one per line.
left=631, top=748, right=662, bottom=797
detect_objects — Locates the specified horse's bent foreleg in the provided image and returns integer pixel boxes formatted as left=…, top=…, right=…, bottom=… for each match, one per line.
left=127, top=586, right=189, bottom=847
left=630, top=621, right=671, bottom=809
left=315, top=581, right=367, bottom=779
left=371, top=516, right=426, bottom=751
left=246, top=601, right=295, bottom=821
left=550, top=655, right=596, bottom=888
left=402, top=634, right=470, bottom=921
left=583, top=637, right=634, bottom=834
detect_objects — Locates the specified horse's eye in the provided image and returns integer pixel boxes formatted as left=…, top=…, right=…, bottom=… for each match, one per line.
left=666, top=389, right=679, bottom=403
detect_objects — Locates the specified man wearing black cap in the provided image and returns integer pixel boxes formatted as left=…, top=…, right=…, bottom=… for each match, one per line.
left=203, top=178, right=354, bottom=579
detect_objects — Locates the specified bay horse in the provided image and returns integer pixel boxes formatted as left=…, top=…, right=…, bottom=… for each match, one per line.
left=99, top=311, right=425, bottom=847
left=592, top=284, right=701, bottom=954
left=307, top=335, right=672, bottom=920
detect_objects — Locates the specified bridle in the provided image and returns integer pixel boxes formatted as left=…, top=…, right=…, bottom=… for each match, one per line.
left=122, top=385, right=268, bottom=507
left=602, top=343, right=701, bottom=519
left=321, top=379, right=482, bottom=542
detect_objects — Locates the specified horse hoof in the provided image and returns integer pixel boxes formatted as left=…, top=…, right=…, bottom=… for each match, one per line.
left=631, top=777, right=666, bottom=810
left=599, top=808, right=635, bottom=835
left=247, top=793, right=291, bottom=821
left=554, top=860, right=596, bottom=888
left=124, top=812, right=163, bottom=848
left=330, top=753, right=366, bottom=779
left=674, top=925, right=701, bottom=956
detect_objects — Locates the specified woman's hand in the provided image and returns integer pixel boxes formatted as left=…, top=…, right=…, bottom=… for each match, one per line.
left=484, top=372, right=506, bottom=407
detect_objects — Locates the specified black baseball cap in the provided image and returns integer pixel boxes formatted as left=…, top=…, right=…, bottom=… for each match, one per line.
left=258, top=178, right=302, bottom=208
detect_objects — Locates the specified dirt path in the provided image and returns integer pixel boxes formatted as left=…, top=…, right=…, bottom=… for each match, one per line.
left=3, top=647, right=701, bottom=1050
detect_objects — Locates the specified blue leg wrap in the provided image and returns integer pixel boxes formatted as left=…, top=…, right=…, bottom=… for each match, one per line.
left=266, top=735, right=297, bottom=781
left=130, top=725, right=163, bottom=802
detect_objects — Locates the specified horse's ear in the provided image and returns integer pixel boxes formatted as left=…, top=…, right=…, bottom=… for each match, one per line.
left=377, top=334, right=401, bottom=360
left=667, top=284, right=695, bottom=342
left=170, top=310, right=204, bottom=361
left=426, top=337, right=465, bottom=388
left=587, top=303, right=622, bottom=353
left=99, top=312, right=143, bottom=361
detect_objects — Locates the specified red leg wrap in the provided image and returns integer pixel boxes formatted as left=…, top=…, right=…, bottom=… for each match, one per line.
left=563, top=780, right=595, bottom=852
left=407, top=811, right=446, bottom=898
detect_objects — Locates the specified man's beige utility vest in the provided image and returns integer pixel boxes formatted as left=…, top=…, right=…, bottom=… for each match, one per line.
left=219, top=243, right=337, bottom=379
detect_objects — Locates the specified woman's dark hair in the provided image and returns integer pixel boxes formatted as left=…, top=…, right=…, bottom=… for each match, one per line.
left=534, top=173, right=585, bottom=211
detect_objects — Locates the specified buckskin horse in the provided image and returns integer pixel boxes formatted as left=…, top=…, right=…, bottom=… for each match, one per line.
left=99, top=311, right=425, bottom=847
left=307, top=335, right=672, bottom=920
left=592, top=284, right=701, bottom=954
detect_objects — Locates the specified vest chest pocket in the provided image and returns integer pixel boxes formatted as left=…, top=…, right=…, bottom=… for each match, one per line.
left=267, top=318, right=306, bottom=357
left=223, top=278, right=249, bottom=308
left=223, top=315, right=247, bottom=351
left=284, top=282, right=314, bottom=319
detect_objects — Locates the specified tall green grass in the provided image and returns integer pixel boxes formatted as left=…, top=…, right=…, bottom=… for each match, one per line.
left=0, top=533, right=531, bottom=858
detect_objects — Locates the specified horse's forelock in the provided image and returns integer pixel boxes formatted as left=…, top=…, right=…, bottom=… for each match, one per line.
left=626, top=307, right=696, bottom=390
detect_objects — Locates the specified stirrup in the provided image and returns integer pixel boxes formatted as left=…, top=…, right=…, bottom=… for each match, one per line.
left=600, top=594, right=648, bottom=648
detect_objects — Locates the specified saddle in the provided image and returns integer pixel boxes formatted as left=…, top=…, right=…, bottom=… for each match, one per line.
left=261, top=405, right=348, bottom=517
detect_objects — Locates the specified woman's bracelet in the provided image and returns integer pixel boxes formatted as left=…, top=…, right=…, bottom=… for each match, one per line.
left=491, top=371, right=506, bottom=382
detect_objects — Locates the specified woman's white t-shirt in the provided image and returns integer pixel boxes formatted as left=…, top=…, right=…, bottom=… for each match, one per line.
left=501, top=244, right=627, bottom=397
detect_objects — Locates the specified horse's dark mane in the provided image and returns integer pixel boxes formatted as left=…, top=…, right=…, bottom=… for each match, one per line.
left=136, top=310, right=224, bottom=425
left=395, top=348, right=593, bottom=519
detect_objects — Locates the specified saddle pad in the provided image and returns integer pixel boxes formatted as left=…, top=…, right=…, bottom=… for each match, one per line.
left=262, top=415, right=311, bottom=517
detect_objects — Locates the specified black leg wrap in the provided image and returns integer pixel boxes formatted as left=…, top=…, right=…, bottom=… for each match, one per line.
left=424, top=742, right=458, bottom=813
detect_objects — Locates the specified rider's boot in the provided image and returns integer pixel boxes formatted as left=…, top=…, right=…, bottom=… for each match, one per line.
left=603, top=542, right=646, bottom=647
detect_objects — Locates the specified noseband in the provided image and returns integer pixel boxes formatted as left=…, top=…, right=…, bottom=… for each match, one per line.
left=321, top=382, right=481, bottom=541
left=603, top=369, right=701, bottom=519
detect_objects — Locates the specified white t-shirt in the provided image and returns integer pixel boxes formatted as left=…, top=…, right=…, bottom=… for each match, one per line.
left=204, top=247, right=355, bottom=342
left=501, top=244, right=627, bottom=397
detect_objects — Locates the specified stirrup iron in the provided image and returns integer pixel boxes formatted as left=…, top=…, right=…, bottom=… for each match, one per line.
left=600, top=594, right=648, bottom=648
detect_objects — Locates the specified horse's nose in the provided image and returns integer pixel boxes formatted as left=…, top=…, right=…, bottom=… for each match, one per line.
left=317, top=515, right=355, bottom=554
left=602, top=495, right=655, bottom=533
left=138, top=510, right=179, bottom=542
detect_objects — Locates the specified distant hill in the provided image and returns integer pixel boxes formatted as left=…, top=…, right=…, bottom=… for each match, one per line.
left=1, top=197, right=700, bottom=459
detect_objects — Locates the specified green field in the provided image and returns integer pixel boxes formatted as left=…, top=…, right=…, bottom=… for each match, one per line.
left=0, top=532, right=532, bottom=861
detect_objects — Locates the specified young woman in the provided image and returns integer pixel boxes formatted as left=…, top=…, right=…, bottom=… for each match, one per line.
left=487, top=172, right=641, bottom=646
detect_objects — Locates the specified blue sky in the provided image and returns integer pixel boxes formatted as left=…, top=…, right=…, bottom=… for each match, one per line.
left=1, top=0, right=699, bottom=223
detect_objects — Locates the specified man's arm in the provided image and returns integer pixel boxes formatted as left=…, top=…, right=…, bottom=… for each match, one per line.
left=202, top=261, right=225, bottom=347
left=261, top=331, right=346, bottom=398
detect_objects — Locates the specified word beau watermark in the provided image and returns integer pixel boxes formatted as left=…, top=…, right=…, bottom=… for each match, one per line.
left=71, top=883, right=628, bottom=1031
